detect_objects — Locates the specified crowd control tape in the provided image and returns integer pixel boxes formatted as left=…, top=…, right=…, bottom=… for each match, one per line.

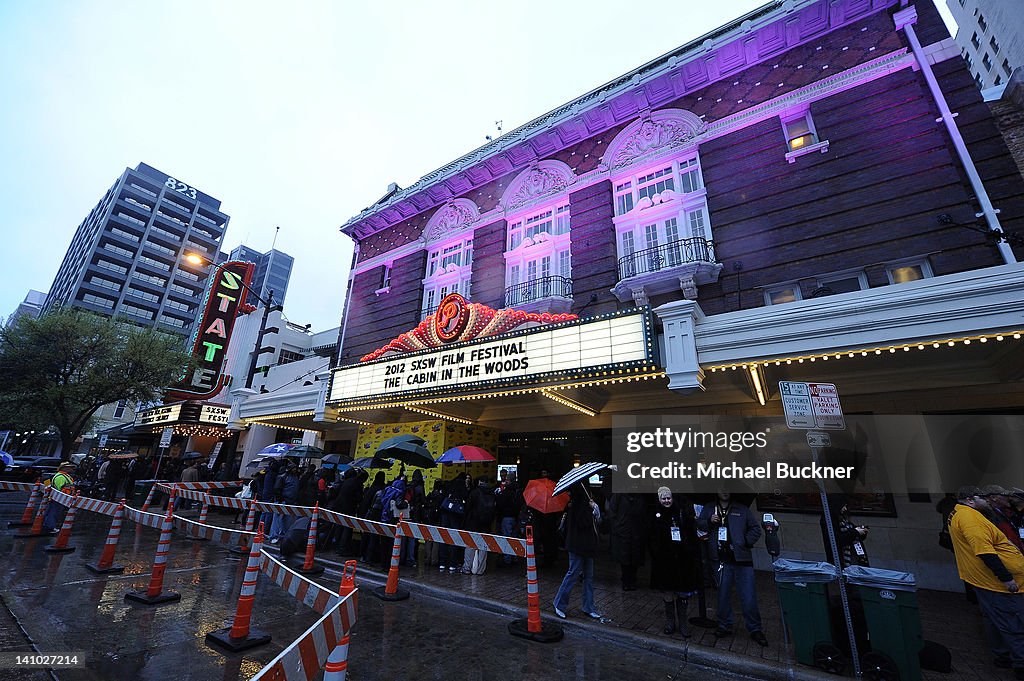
left=399, top=521, right=527, bottom=557
left=125, top=506, right=168, bottom=531
left=251, top=589, right=358, bottom=681
left=253, top=501, right=315, bottom=519
left=156, top=480, right=243, bottom=492
left=258, top=550, right=340, bottom=615
left=318, top=508, right=397, bottom=539
left=76, top=496, right=122, bottom=517
left=175, top=488, right=248, bottom=509
left=172, top=515, right=254, bottom=547
left=48, top=488, right=78, bottom=509
left=0, top=481, right=37, bottom=493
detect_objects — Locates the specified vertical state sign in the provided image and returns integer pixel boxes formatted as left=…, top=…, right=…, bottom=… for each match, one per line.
left=166, top=260, right=255, bottom=400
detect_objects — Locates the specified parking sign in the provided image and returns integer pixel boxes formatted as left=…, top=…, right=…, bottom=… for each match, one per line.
left=780, top=381, right=846, bottom=430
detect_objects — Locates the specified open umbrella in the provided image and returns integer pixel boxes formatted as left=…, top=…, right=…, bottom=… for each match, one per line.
left=375, top=434, right=436, bottom=469
left=321, top=453, right=353, bottom=466
left=107, top=451, right=138, bottom=460
left=552, top=462, right=617, bottom=496
left=0, top=451, right=14, bottom=467
left=181, top=451, right=204, bottom=460
left=256, top=443, right=296, bottom=458
left=289, top=445, right=326, bottom=459
left=436, top=445, right=495, bottom=464
left=523, top=478, right=569, bottom=514
left=351, top=456, right=393, bottom=469
left=244, top=458, right=268, bottom=470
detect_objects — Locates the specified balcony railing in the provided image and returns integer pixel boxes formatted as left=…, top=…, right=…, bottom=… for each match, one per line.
left=504, top=275, right=573, bottom=308
left=617, top=237, right=716, bottom=280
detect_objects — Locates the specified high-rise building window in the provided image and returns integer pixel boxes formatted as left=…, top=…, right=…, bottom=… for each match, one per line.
left=978, top=13, right=987, bottom=33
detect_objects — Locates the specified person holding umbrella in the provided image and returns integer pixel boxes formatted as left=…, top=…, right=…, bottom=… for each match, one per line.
left=552, top=482, right=602, bottom=620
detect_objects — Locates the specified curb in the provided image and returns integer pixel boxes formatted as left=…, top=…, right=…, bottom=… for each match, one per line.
left=310, top=554, right=834, bottom=681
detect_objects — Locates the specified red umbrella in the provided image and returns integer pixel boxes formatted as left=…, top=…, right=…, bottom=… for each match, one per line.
left=436, top=445, right=495, bottom=463
left=523, top=478, right=569, bottom=514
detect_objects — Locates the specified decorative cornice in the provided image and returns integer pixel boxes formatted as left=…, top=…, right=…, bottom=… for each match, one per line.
left=340, top=0, right=900, bottom=240
left=500, top=160, right=576, bottom=213
left=421, top=198, right=482, bottom=243
left=603, top=109, right=705, bottom=171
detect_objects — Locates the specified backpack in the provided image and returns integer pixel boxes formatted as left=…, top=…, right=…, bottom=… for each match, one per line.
left=370, top=489, right=385, bottom=517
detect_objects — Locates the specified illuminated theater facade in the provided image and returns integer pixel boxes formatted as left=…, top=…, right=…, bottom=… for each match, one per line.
left=234, top=0, right=1024, bottom=588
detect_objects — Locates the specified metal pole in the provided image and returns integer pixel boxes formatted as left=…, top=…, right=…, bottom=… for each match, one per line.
left=814, top=445, right=861, bottom=677
left=155, top=446, right=167, bottom=479
left=245, top=290, right=275, bottom=390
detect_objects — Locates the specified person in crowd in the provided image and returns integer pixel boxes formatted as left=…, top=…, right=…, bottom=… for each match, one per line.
left=552, top=483, right=601, bottom=620
left=42, top=463, right=78, bottom=534
left=462, top=476, right=496, bottom=574
left=981, top=485, right=1024, bottom=553
left=698, top=491, right=768, bottom=646
left=329, top=469, right=365, bottom=555
left=819, top=494, right=870, bottom=568
left=270, top=463, right=300, bottom=544
left=648, top=487, right=699, bottom=637
left=401, top=470, right=426, bottom=567
left=178, top=461, right=200, bottom=510
left=297, top=465, right=318, bottom=507
left=496, top=471, right=524, bottom=565
left=949, top=486, right=1024, bottom=677
left=105, top=459, right=125, bottom=501
left=260, top=459, right=282, bottom=531
left=608, top=492, right=648, bottom=591
left=423, top=480, right=445, bottom=566
left=536, top=470, right=561, bottom=568
left=378, top=475, right=409, bottom=568
left=359, top=472, right=387, bottom=562
left=315, top=468, right=335, bottom=507
left=279, top=516, right=311, bottom=564
left=438, top=473, right=470, bottom=572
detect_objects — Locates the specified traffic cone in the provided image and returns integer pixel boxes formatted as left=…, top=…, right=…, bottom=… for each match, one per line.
left=9, top=483, right=41, bottom=527
left=230, top=500, right=259, bottom=555
left=206, top=523, right=272, bottom=652
left=339, top=560, right=357, bottom=597
left=16, top=487, right=51, bottom=538
left=140, top=483, right=159, bottom=513
left=325, top=561, right=358, bottom=681
left=508, top=525, right=563, bottom=642
left=373, top=521, right=410, bottom=601
left=124, top=503, right=181, bottom=605
left=85, top=501, right=126, bottom=574
left=294, top=505, right=324, bottom=576
left=189, top=498, right=210, bottom=542
left=45, top=493, right=79, bottom=553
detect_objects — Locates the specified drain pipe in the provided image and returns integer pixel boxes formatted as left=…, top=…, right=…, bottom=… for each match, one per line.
left=894, top=5, right=1016, bottom=264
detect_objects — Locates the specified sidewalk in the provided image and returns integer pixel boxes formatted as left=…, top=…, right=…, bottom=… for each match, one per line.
left=195, top=506, right=1010, bottom=680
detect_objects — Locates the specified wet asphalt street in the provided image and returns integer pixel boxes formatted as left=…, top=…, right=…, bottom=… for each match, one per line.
left=0, top=493, right=742, bottom=681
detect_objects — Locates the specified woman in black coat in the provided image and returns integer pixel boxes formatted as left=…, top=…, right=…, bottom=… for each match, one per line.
left=438, top=473, right=470, bottom=572
left=649, top=487, right=700, bottom=637
left=552, top=484, right=602, bottom=619
left=608, top=493, right=648, bottom=591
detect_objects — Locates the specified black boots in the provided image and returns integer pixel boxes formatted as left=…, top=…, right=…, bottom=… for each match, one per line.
left=663, top=600, right=676, bottom=634
left=675, top=598, right=691, bottom=638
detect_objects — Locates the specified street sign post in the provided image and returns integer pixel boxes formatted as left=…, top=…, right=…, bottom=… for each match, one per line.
left=98, top=435, right=109, bottom=449
left=159, top=427, right=173, bottom=448
left=780, top=380, right=859, bottom=675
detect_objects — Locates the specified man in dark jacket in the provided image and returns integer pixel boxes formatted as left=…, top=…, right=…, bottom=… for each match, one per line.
left=608, top=493, right=648, bottom=591
left=329, top=469, right=365, bottom=555
left=697, top=492, right=768, bottom=646
left=496, top=471, right=524, bottom=565
left=270, top=464, right=300, bottom=543
left=462, top=477, right=496, bottom=574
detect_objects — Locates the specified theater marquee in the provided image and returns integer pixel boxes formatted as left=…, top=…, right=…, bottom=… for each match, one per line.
left=328, top=308, right=657, bottom=407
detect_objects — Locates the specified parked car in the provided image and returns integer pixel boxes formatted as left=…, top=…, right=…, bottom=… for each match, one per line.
left=10, top=456, right=63, bottom=483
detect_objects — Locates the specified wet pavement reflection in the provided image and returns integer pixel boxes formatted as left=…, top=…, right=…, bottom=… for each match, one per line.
left=0, top=495, right=737, bottom=680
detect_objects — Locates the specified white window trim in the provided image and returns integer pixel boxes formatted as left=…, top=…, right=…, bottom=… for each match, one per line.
left=504, top=201, right=573, bottom=289
left=816, top=270, right=869, bottom=294
left=884, top=258, right=934, bottom=285
left=781, top=108, right=829, bottom=163
left=376, top=263, right=392, bottom=296
left=763, top=284, right=804, bottom=306
left=422, top=236, right=473, bottom=316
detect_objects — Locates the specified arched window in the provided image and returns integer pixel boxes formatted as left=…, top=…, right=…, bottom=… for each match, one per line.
left=420, top=199, right=480, bottom=317
left=499, top=162, right=576, bottom=311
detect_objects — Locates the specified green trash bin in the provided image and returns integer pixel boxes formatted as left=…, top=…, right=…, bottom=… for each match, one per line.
left=844, top=566, right=923, bottom=681
left=774, top=559, right=843, bottom=671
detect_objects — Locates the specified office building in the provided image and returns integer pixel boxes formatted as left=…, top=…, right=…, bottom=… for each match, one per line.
left=946, top=0, right=1022, bottom=89
left=5, top=289, right=47, bottom=325
left=43, top=162, right=229, bottom=333
left=227, top=245, right=294, bottom=307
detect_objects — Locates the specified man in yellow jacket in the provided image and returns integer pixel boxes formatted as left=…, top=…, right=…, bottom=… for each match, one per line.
left=949, top=486, right=1024, bottom=678
left=42, top=463, right=77, bottom=534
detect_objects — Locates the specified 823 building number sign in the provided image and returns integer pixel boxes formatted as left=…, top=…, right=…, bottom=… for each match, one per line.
left=164, top=176, right=198, bottom=200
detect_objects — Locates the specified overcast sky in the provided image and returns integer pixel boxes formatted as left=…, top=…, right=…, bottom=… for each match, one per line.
left=0, top=1, right=955, bottom=332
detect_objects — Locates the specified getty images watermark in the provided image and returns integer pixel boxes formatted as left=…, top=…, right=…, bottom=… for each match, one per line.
left=609, top=415, right=1024, bottom=495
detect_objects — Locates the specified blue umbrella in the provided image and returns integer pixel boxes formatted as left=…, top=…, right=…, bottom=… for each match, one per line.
left=256, top=443, right=296, bottom=458
left=0, top=451, right=13, bottom=467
